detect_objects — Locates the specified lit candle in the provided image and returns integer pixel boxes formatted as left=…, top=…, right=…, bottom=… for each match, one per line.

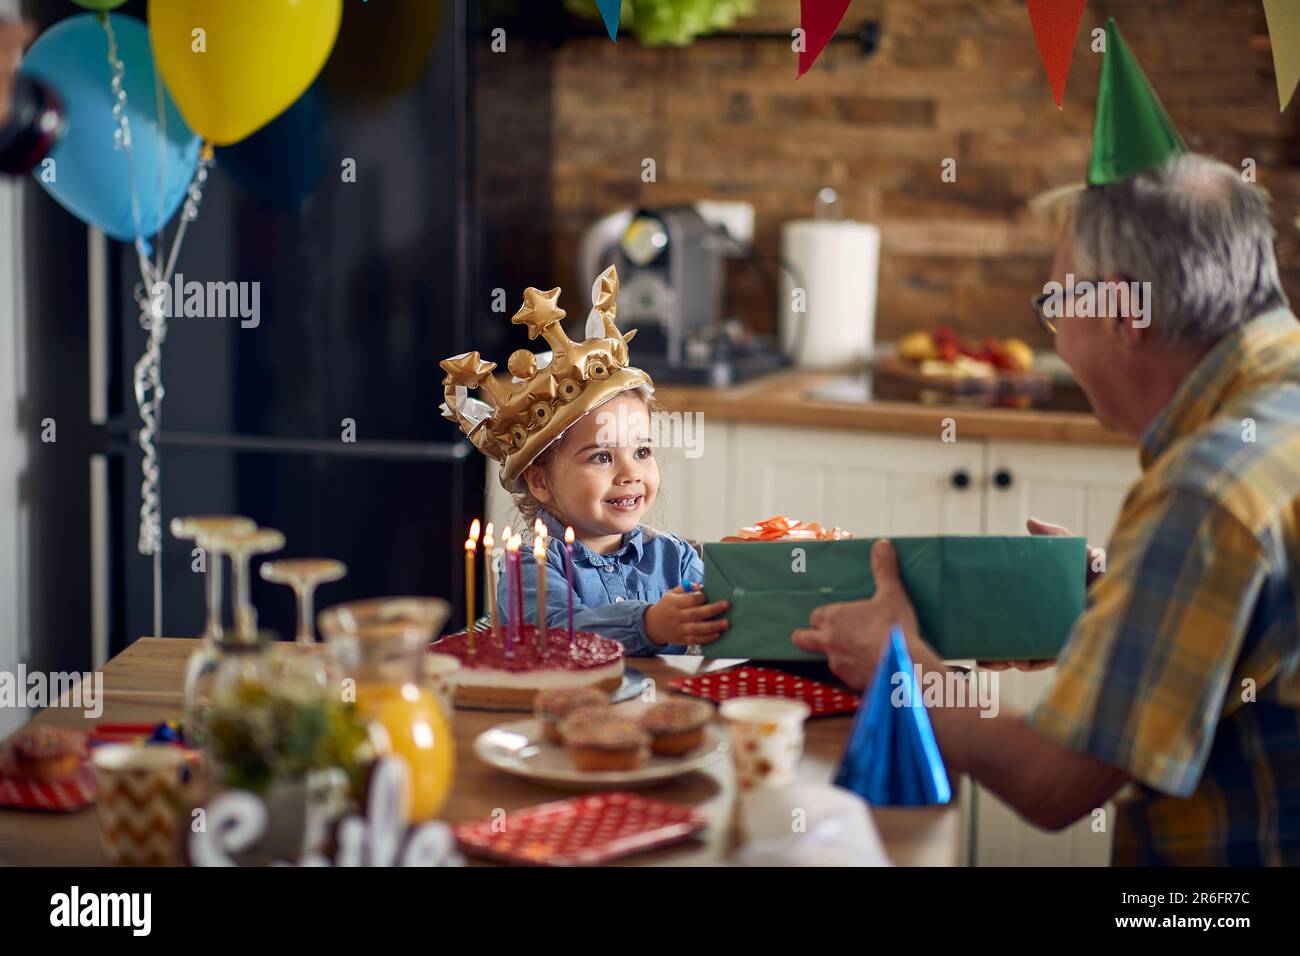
left=505, top=531, right=521, bottom=656
left=483, top=522, right=499, bottom=648
left=564, top=526, right=576, bottom=645
left=512, top=530, right=525, bottom=630
left=465, top=518, right=480, bottom=645
left=533, top=518, right=548, bottom=654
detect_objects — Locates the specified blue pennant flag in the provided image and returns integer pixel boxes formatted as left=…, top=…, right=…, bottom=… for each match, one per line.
left=834, top=625, right=953, bottom=806
left=596, top=0, right=622, bottom=41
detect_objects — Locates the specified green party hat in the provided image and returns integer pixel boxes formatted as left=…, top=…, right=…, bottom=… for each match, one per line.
left=1088, top=17, right=1188, bottom=185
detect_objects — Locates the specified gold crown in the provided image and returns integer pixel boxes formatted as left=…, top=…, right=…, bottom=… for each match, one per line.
left=440, top=265, right=653, bottom=491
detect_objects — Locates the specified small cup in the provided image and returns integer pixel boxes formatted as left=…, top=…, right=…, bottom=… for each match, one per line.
left=91, top=744, right=187, bottom=866
left=720, top=697, right=811, bottom=792
left=423, top=653, right=462, bottom=722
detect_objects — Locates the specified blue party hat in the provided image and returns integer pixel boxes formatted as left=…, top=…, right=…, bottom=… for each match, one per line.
left=834, top=626, right=952, bottom=805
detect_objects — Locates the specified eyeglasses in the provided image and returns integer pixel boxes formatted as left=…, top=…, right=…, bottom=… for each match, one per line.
left=1030, top=291, right=1057, bottom=336
left=1024, top=280, right=1097, bottom=335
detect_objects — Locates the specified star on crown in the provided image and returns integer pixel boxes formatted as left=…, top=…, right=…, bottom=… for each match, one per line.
left=438, top=266, right=645, bottom=475
left=511, top=287, right=566, bottom=341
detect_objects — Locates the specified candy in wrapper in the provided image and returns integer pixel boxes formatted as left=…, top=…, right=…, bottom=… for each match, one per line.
left=834, top=627, right=952, bottom=807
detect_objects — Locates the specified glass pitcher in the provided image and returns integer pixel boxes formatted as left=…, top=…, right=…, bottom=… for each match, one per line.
left=318, top=597, right=454, bottom=824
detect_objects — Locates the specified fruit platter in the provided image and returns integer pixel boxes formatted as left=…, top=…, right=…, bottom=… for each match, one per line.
left=876, top=327, right=1050, bottom=399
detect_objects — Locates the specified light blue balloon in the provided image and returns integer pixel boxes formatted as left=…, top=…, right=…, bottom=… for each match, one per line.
left=20, top=13, right=200, bottom=242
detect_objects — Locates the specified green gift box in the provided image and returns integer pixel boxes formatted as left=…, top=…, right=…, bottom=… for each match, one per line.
left=701, top=537, right=1086, bottom=661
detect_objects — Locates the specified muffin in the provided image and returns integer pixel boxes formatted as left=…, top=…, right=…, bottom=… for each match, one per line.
left=560, top=712, right=649, bottom=772
left=640, top=698, right=714, bottom=756
left=1, top=727, right=85, bottom=782
left=557, top=704, right=617, bottom=741
left=534, top=687, right=611, bottom=745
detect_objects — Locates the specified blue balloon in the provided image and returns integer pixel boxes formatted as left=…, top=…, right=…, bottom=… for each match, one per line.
left=20, top=13, right=200, bottom=242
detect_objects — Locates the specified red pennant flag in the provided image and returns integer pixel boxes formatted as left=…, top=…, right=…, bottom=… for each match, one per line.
left=1027, top=0, right=1087, bottom=108
left=798, top=0, right=853, bottom=77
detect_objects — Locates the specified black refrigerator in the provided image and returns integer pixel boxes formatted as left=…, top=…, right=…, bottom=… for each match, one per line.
left=20, top=0, right=556, bottom=671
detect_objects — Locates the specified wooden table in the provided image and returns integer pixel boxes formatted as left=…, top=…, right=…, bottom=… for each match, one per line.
left=0, top=638, right=960, bottom=866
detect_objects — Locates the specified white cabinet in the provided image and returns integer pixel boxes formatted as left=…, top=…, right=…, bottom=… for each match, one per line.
left=648, top=419, right=734, bottom=542
left=984, top=439, right=1137, bottom=543
left=731, top=424, right=985, bottom=536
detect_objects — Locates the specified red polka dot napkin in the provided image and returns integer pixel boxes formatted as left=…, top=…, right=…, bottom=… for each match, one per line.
left=669, top=666, right=861, bottom=717
left=454, top=791, right=707, bottom=866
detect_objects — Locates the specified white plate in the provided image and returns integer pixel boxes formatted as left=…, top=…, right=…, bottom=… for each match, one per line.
left=474, top=718, right=728, bottom=790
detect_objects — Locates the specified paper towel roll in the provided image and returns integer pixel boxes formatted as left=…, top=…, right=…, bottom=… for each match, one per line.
left=779, top=219, right=881, bottom=369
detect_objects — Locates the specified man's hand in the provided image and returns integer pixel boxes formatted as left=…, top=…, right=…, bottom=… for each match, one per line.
left=1027, top=516, right=1104, bottom=585
left=792, top=539, right=943, bottom=690
left=973, top=517, right=1104, bottom=672
left=0, top=20, right=36, bottom=130
left=645, top=585, right=730, bottom=647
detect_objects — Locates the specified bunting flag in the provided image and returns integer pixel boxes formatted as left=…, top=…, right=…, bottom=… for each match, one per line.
left=1088, top=17, right=1187, bottom=185
left=833, top=626, right=952, bottom=807
left=1028, top=0, right=1087, bottom=108
left=596, top=0, right=622, bottom=42
left=797, top=0, right=852, bottom=77
left=1263, top=0, right=1300, bottom=111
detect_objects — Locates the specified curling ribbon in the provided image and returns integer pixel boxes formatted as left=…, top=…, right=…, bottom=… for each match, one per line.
left=1027, top=0, right=1087, bottom=109
left=132, top=144, right=215, bottom=560
left=100, top=13, right=213, bottom=635
left=101, top=13, right=215, bottom=570
left=798, top=0, right=851, bottom=77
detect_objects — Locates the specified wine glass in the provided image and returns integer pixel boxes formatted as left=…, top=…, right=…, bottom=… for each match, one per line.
left=260, top=559, right=348, bottom=646
left=220, top=527, right=286, bottom=640
left=169, top=515, right=255, bottom=643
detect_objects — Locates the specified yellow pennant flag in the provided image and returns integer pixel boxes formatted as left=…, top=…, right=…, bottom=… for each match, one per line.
left=1264, top=0, right=1300, bottom=110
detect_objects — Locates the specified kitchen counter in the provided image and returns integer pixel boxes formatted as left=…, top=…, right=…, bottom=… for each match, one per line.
left=652, top=371, right=1132, bottom=446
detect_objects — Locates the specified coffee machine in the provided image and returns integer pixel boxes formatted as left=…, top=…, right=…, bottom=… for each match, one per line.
left=577, top=203, right=786, bottom=387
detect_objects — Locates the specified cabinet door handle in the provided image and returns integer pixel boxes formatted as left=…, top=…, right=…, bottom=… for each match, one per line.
left=994, top=468, right=1014, bottom=489
left=950, top=469, right=971, bottom=490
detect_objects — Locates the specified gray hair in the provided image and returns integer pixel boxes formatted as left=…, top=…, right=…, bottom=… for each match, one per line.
left=1071, top=153, right=1288, bottom=346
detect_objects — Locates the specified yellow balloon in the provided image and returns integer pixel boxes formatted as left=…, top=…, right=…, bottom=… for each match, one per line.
left=148, top=0, right=342, bottom=146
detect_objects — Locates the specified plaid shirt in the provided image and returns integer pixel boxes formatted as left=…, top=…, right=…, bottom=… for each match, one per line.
left=1029, top=308, right=1300, bottom=866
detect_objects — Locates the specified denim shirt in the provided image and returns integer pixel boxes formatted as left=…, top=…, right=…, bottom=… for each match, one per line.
left=495, top=509, right=701, bottom=656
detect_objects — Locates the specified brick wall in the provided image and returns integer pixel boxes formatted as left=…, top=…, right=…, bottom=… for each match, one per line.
left=548, top=0, right=1300, bottom=347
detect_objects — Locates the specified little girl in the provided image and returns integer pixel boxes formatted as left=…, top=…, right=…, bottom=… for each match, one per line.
left=501, top=388, right=730, bottom=656
left=440, top=266, right=729, bottom=656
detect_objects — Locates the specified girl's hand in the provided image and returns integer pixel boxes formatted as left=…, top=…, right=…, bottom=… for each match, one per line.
left=645, top=585, right=730, bottom=647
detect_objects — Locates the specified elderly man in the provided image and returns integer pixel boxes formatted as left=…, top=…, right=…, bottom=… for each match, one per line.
left=795, top=151, right=1300, bottom=866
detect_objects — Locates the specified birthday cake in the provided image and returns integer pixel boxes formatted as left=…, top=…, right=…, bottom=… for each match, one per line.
left=432, top=626, right=625, bottom=709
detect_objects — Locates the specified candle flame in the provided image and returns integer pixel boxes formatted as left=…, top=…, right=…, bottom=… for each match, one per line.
left=534, top=534, right=546, bottom=559
left=533, top=517, right=546, bottom=540
left=483, top=522, right=494, bottom=550
left=466, top=518, right=481, bottom=551
left=505, top=531, right=520, bottom=553
left=565, top=526, right=575, bottom=545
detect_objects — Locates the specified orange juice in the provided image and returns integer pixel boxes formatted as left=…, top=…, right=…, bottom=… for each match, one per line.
left=355, top=681, right=454, bottom=823
left=318, top=598, right=456, bottom=823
